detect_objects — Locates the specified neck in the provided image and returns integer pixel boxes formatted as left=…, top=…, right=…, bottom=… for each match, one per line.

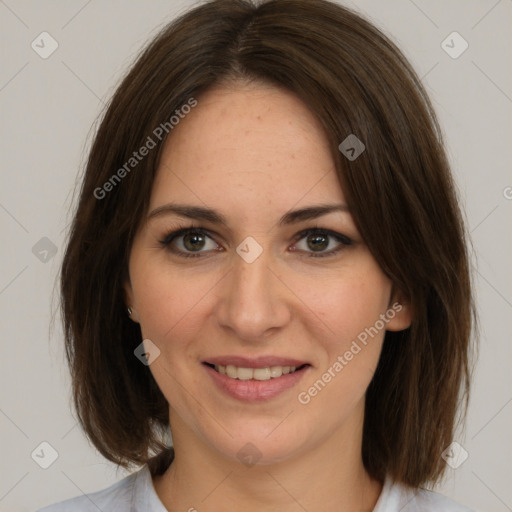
left=153, top=404, right=383, bottom=512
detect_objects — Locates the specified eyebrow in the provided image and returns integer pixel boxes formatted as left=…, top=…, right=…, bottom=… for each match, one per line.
left=146, top=202, right=350, bottom=225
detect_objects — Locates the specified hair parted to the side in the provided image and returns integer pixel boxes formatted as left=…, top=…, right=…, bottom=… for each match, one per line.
left=60, top=0, right=475, bottom=488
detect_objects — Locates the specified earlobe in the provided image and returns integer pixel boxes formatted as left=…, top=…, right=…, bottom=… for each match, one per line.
left=386, top=289, right=413, bottom=332
left=126, top=306, right=140, bottom=323
left=124, top=281, right=140, bottom=323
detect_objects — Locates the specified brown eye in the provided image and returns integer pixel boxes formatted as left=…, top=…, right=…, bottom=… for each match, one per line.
left=293, top=229, right=352, bottom=258
left=183, top=232, right=207, bottom=251
left=160, top=228, right=220, bottom=257
left=307, top=234, right=329, bottom=251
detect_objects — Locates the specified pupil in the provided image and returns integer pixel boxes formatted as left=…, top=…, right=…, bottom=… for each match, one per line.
left=184, top=232, right=205, bottom=251
left=308, top=234, right=328, bottom=251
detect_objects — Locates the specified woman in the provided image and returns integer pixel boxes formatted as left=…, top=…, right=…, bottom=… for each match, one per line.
left=38, top=0, right=476, bottom=510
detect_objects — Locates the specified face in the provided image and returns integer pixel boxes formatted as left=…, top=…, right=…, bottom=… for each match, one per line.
left=125, top=83, right=411, bottom=466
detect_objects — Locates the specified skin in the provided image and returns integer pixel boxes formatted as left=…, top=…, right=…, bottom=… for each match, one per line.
left=125, top=82, right=412, bottom=512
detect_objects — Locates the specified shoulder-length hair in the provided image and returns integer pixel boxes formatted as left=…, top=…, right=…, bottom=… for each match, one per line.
left=61, top=0, right=475, bottom=488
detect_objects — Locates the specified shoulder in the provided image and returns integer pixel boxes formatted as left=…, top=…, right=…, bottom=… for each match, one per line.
left=35, top=465, right=165, bottom=512
left=374, top=476, right=477, bottom=512
left=35, top=471, right=138, bottom=512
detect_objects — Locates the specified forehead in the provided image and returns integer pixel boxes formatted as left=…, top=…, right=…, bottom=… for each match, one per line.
left=150, top=84, right=345, bottom=214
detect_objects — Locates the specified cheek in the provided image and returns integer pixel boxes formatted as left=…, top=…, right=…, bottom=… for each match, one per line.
left=299, top=269, right=391, bottom=343
left=131, top=266, right=212, bottom=410
left=132, top=262, right=215, bottom=346
left=299, top=268, right=391, bottom=387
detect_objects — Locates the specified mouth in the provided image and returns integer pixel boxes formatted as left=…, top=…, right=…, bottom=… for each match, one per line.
left=201, top=357, right=311, bottom=402
left=203, top=362, right=309, bottom=381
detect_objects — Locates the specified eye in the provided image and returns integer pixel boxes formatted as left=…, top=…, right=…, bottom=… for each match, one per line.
left=292, top=229, right=352, bottom=258
left=160, top=228, right=221, bottom=257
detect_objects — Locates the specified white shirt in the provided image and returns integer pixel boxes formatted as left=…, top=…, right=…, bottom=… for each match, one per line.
left=36, top=464, right=476, bottom=511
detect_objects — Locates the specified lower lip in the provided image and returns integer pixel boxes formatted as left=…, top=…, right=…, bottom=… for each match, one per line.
left=203, top=364, right=309, bottom=402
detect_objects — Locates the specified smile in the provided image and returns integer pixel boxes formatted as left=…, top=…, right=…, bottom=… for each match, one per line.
left=208, top=363, right=307, bottom=381
left=202, top=358, right=311, bottom=402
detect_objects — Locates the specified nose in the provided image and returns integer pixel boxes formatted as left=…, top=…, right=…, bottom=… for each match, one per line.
left=214, top=247, right=292, bottom=343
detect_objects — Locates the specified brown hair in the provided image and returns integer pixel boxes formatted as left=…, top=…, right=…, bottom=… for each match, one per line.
left=60, top=0, right=475, bottom=488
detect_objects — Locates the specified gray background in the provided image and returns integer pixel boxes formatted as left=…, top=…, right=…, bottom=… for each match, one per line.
left=0, top=1, right=511, bottom=511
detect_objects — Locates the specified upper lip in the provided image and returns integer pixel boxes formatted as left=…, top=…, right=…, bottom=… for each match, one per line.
left=203, top=356, right=309, bottom=368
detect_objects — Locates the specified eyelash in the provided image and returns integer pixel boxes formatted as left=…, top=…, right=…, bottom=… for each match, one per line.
left=159, top=226, right=353, bottom=259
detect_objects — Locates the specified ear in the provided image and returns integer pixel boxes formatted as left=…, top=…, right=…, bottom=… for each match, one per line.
left=124, top=279, right=140, bottom=324
left=385, top=286, right=412, bottom=332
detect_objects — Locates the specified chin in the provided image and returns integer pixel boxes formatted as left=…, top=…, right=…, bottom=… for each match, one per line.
left=208, top=420, right=314, bottom=467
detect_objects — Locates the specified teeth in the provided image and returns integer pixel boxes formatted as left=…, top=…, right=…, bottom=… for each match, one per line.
left=254, top=367, right=271, bottom=380
left=237, top=367, right=253, bottom=380
left=214, top=364, right=299, bottom=381
left=269, top=366, right=282, bottom=378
